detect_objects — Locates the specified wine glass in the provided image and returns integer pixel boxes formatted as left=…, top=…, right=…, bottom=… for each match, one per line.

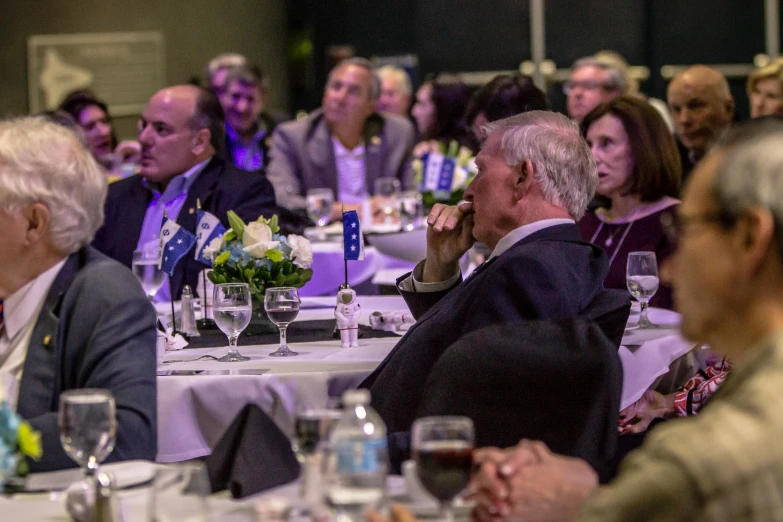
left=132, top=249, right=164, bottom=301
left=411, top=416, right=475, bottom=522
left=213, top=283, right=252, bottom=362
left=374, top=177, right=401, bottom=225
left=306, top=188, right=335, bottom=240
left=400, top=190, right=424, bottom=231
left=626, top=251, right=660, bottom=329
left=264, top=287, right=300, bottom=357
left=59, top=389, right=117, bottom=477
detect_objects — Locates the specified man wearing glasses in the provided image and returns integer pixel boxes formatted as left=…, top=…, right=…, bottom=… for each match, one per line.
left=565, top=56, right=625, bottom=124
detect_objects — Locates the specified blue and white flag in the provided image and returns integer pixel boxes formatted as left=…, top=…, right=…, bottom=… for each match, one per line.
left=159, top=217, right=198, bottom=276
left=342, top=210, right=365, bottom=261
left=194, top=210, right=226, bottom=265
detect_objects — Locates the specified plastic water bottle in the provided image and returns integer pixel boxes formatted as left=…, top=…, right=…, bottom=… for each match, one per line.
left=327, top=389, right=388, bottom=520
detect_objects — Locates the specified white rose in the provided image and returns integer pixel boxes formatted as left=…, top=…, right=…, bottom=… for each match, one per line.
left=242, top=222, right=279, bottom=258
left=287, top=234, right=313, bottom=268
left=202, top=236, right=224, bottom=260
left=451, top=165, right=468, bottom=191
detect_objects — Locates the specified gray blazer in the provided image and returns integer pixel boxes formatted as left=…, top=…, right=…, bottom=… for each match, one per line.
left=265, top=109, right=416, bottom=208
left=17, top=247, right=158, bottom=472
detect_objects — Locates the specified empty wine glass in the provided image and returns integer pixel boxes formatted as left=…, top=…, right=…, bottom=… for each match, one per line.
left=265, top=287, right=300, bottom=357
left=400, top=190, right=425, bottom=231
left=306, top=188, right=335, bottom=240
left=412, top=416, right=475, bottom=522
left=132, top=249, right=164, bottom=301
left=627, top=251, right=660, bottom=329
left=374, top=177, right=401, bottom=224
left=213, top=283, right=252, bottom=362
left=59, top=389, right=117, bottom=477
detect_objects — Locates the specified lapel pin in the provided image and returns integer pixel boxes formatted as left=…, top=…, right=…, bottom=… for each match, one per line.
left=43, top=335, right=52, bottom=348
left=370, top=136, right=382, bottom=147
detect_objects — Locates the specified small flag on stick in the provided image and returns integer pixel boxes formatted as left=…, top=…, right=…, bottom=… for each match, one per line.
left=342, top=210, right=364, bottom=261
left=194, top=209, right=226, bottom=266
left=159, top=217, right=198, bottom=276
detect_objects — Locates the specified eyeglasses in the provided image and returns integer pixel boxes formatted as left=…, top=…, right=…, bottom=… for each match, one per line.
left=563, top=81, right=612, bottom=95
left=660, top=210, right=737, bottom=244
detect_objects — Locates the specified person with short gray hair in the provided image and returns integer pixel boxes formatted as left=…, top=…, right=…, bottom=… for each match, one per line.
left=566, top=56, right=625, bottom=123
left=361, top=110, right=629, bottom=442
left=266, top=57, right=415, bottom=218
left=376, top=65, right=413, bottom=117
left=0, top=116, right=157, bottom=471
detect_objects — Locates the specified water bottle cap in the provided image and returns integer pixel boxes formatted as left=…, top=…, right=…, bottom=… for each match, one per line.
left=343, top=389, right=370, bottom=404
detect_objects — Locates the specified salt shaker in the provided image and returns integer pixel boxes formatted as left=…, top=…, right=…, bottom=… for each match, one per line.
left=180, top=285, right=200, bottom=337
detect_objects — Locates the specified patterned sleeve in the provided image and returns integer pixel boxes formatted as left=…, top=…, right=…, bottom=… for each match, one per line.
left=673, top=359, right=732, bottom=416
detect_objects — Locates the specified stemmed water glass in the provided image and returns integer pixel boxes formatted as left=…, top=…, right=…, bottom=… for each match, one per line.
left=264, top=287, right=301, bottom=357
left=306, top=188, right=335, bottom=240
left=626, top=251, right=660, bottom=329
left=374, top=177, right=401, bottom=225
left=411, top=416, right=475, bottom=522
left=132, top=249, right=164, bottom=301
left=213, top=283, right=252, bottom=362
left=59, top=389, right=117, bottom=477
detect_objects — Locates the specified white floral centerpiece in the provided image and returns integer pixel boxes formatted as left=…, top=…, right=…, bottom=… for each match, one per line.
left=207, top=212, right=313, bottom=330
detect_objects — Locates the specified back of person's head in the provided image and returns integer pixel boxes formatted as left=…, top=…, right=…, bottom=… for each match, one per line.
left=465, top=73, right=549, bottom=126
left=329, top=57, right=381, bottom=101
left=581, top=95, right=681, bottom=202
left=482, top=111, right=597, bottom=219
left=0, top=116, right=106, bottom=254
left=571, top=55, right=628, bottom=95
left=711, top=117, right=783, bottom=259
left=191, top=87, right=226, bottom=152
left=428, top=76, right=471, bottom=142
left=592, top=50, right=638, bottom=96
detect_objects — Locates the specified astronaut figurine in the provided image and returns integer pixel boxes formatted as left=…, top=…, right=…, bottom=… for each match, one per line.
left=335, top=288, right=361, bottom=348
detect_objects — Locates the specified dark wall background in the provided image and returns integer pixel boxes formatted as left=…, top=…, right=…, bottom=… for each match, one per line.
left=288, top=0, right=774, bottom=120
left=0, top=0, right=289, bottom=139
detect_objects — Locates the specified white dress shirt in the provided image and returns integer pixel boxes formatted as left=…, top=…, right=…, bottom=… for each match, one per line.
left=332, top=138, right=368, bottom=203
left=0, top=258, right=67, bottom=408
left=399, top=218, right=575, bottom=293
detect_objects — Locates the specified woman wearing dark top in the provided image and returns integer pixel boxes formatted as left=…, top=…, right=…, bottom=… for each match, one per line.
left=411, top=76, right=472, bottom=154
left=578, top=96, right=681, bottom=310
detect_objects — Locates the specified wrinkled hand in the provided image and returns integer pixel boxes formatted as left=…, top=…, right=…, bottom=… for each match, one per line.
left=366, top=504, right=419, bottom=522
left=619, top=390, right=676, bottom=435
left=422, top=202, right=475, bottom=282
left=469, top=441, right=597, bottom=522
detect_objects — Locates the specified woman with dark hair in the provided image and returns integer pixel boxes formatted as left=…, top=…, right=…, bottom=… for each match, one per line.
left=59, top=90, right=140, bottom=177
left=579, top=95, right=681, bottom=310
left=411, top=76, right=471, bottom=149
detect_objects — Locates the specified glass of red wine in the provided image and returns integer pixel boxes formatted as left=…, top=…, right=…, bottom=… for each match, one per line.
left=264, top=287, right=301, bottom=357
left=411, top=416, right=475, bottom=522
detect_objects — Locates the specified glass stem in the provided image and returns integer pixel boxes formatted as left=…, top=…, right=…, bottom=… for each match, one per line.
left=85, top=457, right=98, bottom=477
left=639, top=301, right=650, bottom=328
left=227, top=334, right=239, bottom=356
left=439, top=502, right=454, bottom=522
left=279, top=325, right=288, bottom=350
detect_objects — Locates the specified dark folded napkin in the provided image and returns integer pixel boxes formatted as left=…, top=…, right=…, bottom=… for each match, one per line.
left=205, top=404, right=300, bottom=498
left=184, top=320, right=399, bottom=349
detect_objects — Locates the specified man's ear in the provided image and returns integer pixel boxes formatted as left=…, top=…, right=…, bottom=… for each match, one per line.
left=192, top=128, right=212, bottom=156
left=512, top=159, right=534, bottom=201
left=24, top=203, right=51, bottom=246
left=735, top=207, right=774, bottom=278
left=725, top=96, right=736, bottom=120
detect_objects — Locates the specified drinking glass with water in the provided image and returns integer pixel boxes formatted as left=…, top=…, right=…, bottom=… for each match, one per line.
left=132, top=249, right=164, bottom=301
left=306, top=188, right=335, bottom=240
left=213, top=283, right=252, bottom=362
left=627, top=251, right=660, bottom=329
left=264, top=287, right=300, bottom=357
left=59, top=389, right=117, bottom=477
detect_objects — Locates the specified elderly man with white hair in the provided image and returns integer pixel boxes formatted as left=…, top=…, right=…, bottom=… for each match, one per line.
left=361, top=111, right=630, bottom=442
left=375, top=65, right=413, bottom=117
left=0, top=117, right=157, bottom=472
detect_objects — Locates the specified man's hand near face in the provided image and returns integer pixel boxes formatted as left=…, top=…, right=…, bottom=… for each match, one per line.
left=469, top=440, right=598, bottom=522
left=422, top=202, right=476, bottom=283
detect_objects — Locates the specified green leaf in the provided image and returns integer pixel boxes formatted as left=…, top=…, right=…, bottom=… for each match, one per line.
left=275, top=273, right=286, bottom=286
left=214, top=251, right=230, bottom=266
left=216, top=273, right=227, bottom=284
left=223, top=230, right=236, bottom=242
left=266, top=249, right=284, bottom=263
left=227, top=210, right=246, bottom=237
left=285, top=273, right=299, bottom=285
left=299, top=269, right=313, bottom=284
left=207, top=271, right=218, bottom=284
left=244, top=268, right=256, bottom=280
left=269, top=214, right=280, bottom=234
left=447, top=139, right=459, bottom=157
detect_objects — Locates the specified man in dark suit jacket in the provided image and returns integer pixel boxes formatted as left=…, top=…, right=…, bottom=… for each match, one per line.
left=92, top=85, right=277, bottom=299
left=266, top=57, right=415, bottom=220
left=362, top=111, right=630, bottom=435
left=0, top=117, right=156, bottom=472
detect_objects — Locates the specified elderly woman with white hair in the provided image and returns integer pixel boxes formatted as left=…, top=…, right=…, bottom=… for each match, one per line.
left=0, top=116, right=157, bottom=472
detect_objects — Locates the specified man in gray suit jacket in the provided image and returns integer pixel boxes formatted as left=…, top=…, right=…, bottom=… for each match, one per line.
left=266, top=58, right=415, bottom=220
left=0, top=117, right=156, bottom=472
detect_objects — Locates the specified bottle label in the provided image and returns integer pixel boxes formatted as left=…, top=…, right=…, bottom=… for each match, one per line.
left=334, top=439, right=387, bottom=474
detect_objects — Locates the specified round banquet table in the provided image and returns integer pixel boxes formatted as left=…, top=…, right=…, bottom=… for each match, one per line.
left=155, top=298, right=698, bottom=463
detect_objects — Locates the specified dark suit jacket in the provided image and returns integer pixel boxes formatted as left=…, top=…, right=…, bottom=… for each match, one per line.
left=265, top=109, right=416, bottom=209
left=92, top=157, right=277, bottom=299
left=361, top=224, right=621, bottom=434
left=17, top=247, right=157, bottom=472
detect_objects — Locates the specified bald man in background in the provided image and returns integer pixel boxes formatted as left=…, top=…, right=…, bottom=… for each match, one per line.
left=667, top=65, right=734, bottom=180
left=92, top=85, right=277, bottom=299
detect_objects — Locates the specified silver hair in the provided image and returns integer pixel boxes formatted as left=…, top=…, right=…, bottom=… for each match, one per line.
left=712, top=119, right=783, bottom=255
left=0, top=117, right=107, bottom=254
left=571, top=56, right=627, bottom=94
left=327, top=57, right=382, bottom=100
left=481, top=111, right=598, bottom=220
left=376, top=65, right=412, bottom=97
left=207, top=53, right=247, bottom=76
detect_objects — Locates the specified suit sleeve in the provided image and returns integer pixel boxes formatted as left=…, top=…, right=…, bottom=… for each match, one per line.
left=27, top=265, right=158, bottom=472
left=265, top=126, right=306, bottom=209
left=229, top=173, right=279, bottom=225
left=396, top=119, right=417, bottom=190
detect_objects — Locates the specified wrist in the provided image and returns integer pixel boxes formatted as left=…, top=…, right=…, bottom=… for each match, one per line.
left=421, top=258, right=460, bottom=283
